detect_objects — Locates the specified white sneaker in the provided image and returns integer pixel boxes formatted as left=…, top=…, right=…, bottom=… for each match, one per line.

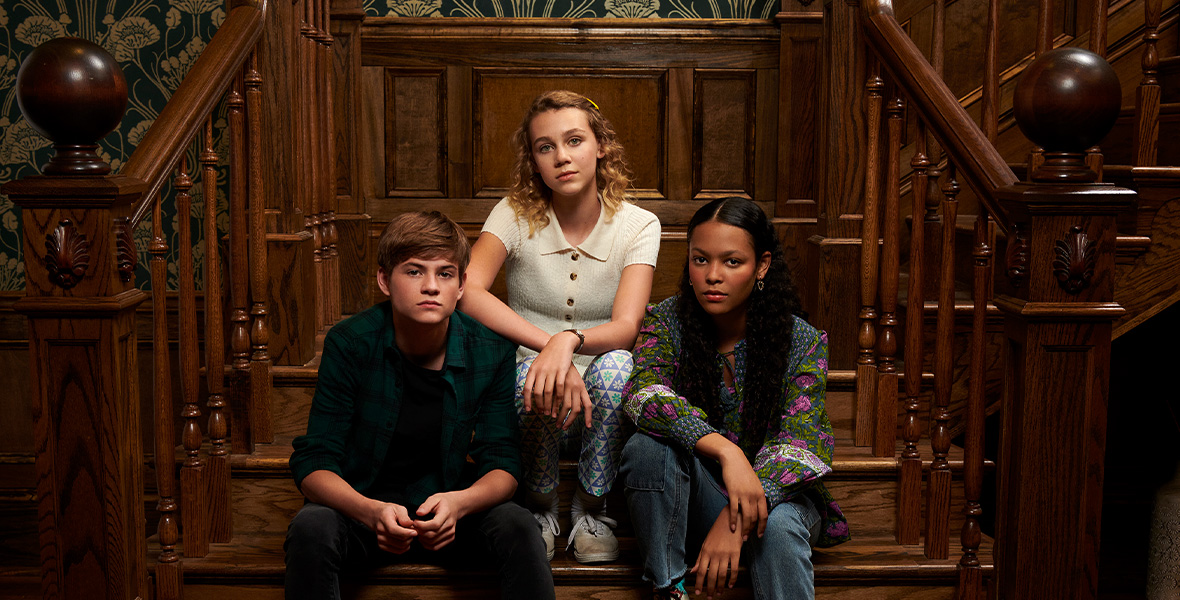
left=532, top=510, right=559, bottom=561
left=527, top=489, right=559, bottom=561
left=566, top=512, right=619, bottom=563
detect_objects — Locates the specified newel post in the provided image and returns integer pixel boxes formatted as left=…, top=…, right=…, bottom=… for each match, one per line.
left=1, top=38, right=149, bottom=600
left=992, top=48, right=1133, bottom=599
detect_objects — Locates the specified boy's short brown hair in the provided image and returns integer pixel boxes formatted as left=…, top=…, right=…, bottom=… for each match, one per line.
left=376, top=211, right=470, bottom=274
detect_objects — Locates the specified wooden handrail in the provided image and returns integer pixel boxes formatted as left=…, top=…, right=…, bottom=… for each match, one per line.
left=861, top=0, right=1017, bottom=233
left=123, top=0, right=268, bottom=228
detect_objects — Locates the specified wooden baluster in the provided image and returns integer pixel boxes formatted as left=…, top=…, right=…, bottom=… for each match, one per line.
left=151, top=191, right=183, bottom=598
left=874, top=95, right=902, bottom=458
left=202, top=116, right=232, bottom=543
left=176, top=155, right=210, bottom=558
left=1029, top=0, right=1055, bottom=175
left=1134, top=0, right=1161, bottom=167
left=1037, top=0, right=1054, bottom=55
left=957, top=213, right=991, bottom=600
left=1086, top=0, right=1111, bottom=178
left=925, top=164, right=958, bottom=560
left=983, top=0, right=999, bottom=144
left=246, top=53, right=273, bottom=444
left=320, top=0, right=340, bottom=324
left=1089, top=0, right=1109, bottom=57
left=229, top=73, right=254, bottom=454
left=855, top=57, right=884, bottom=448
left=306, top=0, right=326, bottom=331
left=924, top=0, right=945, bottom=301
left=898, top=116, right=929, bottom=546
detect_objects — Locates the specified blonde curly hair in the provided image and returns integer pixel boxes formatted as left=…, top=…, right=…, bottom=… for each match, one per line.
left=507, top=90, right=632, bottom=236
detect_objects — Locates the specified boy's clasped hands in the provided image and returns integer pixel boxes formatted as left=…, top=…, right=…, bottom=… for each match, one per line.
left=368, top=492, right=466, bottom=553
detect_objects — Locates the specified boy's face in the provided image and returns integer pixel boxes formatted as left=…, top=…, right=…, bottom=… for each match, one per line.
left=378, top=255, right=465, bottom=327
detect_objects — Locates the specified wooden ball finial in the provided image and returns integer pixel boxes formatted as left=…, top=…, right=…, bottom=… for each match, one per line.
left=16, top=37, right=128, bottom=176
left=1013, top=47, right=1120, bottom=182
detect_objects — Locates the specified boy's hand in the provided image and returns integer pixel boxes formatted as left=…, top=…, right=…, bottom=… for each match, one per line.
left=414, top=492, right=464, bottom=551
left=691, top=505, right=744, bottom=598
left=369, top=501, right=418, bottom=554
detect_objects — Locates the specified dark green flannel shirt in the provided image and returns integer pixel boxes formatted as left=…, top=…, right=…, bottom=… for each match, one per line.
left=289, top=303, right=521, bottom=508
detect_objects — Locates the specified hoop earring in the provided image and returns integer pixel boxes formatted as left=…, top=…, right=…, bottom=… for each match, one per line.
left=756, top=279, right=765, bottom=291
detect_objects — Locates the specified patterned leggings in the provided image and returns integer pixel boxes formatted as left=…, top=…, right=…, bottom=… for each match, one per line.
left=515, top=350, right=634, bottom=497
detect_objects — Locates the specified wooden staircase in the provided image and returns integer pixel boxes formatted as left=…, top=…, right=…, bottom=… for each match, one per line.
left=4, top=0, right=1175, bottom=598
left=150, top=368, right=993, bottom=599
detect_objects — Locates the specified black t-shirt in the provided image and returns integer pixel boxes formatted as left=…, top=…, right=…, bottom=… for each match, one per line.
left=369, top=360, right=446, bottom=508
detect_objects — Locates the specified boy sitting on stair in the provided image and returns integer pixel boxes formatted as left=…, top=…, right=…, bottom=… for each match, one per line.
left=285, top=211, right=555, bottom=599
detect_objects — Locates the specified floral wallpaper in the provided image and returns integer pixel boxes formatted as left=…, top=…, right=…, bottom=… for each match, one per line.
left=366, top=0, right=777, bottom=18
left=0, top=0, right=777, bottom=292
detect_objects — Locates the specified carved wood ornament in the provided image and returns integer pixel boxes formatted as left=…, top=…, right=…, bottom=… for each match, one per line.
left=1006, top=223, right=1029, bottom=288
left=115, top=217, right=137, bottom=283
left=1052, top=225, right=1097, bottom=294
left=44, top=219, right=91, bottom=289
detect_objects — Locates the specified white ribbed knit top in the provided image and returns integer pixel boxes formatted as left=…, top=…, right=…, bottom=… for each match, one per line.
left=482, top=197, right=661, bottom=373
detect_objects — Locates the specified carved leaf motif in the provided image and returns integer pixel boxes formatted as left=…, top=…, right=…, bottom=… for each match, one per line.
left=44, top=220, right=90, bottom=290
left=1006, top=224, right=1029, bottom=288
left=1052, top=225, right=1097, bottom=294
left=115, top=217, right=137, bottom=283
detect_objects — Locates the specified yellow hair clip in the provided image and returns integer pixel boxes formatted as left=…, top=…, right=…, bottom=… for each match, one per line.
left=585, top=96, right=599, bottom=111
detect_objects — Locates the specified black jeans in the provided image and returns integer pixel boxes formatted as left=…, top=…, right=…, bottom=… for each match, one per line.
left=284, top=500, right=555, bottom=600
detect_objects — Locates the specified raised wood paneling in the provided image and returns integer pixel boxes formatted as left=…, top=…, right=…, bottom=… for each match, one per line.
left=694, top=69, right=756, bottom=198
left=384, top=69, right=446, bottom=197
left=358, top=19, right=789, bottom=233
left=473, top=69, right=667, bottom=199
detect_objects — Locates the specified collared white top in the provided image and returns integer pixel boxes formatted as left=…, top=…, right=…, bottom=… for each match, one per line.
left=482, top=197, right=661, bottom=373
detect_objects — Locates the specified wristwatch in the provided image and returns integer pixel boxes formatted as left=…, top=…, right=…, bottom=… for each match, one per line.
left=563, top=328, right=585, bottom=353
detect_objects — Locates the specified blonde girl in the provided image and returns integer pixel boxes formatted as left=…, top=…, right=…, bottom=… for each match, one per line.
left=459, top=90, right=660, bottom=564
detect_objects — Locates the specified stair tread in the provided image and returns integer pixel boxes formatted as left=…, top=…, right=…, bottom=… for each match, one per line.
left=231, top=390, right=989, bottom=477
left=161, top=531, right=992, bottom=582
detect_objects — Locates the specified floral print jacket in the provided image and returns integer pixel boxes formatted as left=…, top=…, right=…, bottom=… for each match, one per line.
left=622, top=297, right=851, bottom=547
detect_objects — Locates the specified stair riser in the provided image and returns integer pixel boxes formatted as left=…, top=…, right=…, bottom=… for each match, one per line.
left=224, top=473, right=968, bottom=541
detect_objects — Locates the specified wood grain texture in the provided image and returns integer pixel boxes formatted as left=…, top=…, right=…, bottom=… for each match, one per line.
left=778, top=21, right=822, bottom=215
left=384, top=69, right=446, bottom=196
left=266, top=233, right=316, bottom=367
left=992, top=182, right=1127, bottom=599
left=874, top=96, right=904, bottom=458
left=856, top=57, right=884, bottom=449
left=926, top=174, right=958, bottom=561
left=694, top=70, right=755, bottom=198
left=333, top=214, right=373, bottom=316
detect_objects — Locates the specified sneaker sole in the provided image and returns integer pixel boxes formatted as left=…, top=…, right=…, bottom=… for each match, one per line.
left=572, top=549, right=619, bottom=564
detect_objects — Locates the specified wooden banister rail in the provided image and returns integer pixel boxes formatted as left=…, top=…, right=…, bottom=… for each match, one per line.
left=860, top=0, right=1017, bottom=232
left=123, top=0, right=268, bottom=227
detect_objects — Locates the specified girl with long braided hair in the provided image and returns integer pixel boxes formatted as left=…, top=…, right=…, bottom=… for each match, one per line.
left=620, top=197, right=849, bottom=600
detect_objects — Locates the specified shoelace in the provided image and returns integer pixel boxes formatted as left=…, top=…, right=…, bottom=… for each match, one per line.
left=533, top=510, right=560, bottom=537
left=565, top=512, right=619, bottom=549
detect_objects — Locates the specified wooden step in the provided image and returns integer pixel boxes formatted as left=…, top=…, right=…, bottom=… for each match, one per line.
left=156, top=530, right=992, bottom=599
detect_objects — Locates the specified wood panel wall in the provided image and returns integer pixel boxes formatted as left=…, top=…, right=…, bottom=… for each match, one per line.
left=351, top=16, right=825, bottom=306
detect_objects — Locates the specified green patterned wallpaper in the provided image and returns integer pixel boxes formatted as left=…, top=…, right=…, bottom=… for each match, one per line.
left=364, top=0, right=778, bottom=18
left=0, top=0, right=779, bottom=291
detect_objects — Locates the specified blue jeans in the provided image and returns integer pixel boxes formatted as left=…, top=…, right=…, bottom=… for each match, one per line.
left=620, top=433, right=821, bottom=600
left=284, top=500, right=555, bottom=600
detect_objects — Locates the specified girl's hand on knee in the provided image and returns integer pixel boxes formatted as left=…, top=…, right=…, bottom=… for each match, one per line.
left=524, top=333, right=581, bottom=420
left=718, top=447, right=768, bottom=540
left=691, top=506, right=743, bottom=598
left=558, top=368, right=593, bottom=430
